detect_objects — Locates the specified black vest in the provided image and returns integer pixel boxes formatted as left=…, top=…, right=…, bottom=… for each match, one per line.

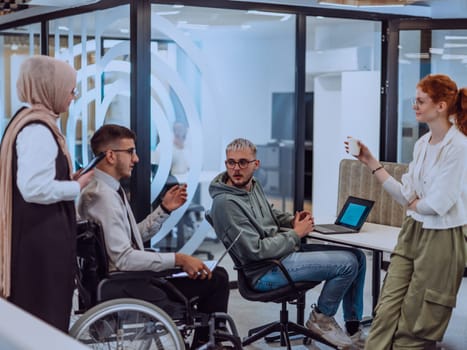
left=9, top=121, right=77, bottom=332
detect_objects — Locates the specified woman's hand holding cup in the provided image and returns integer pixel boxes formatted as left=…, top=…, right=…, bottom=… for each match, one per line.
left=346, top=137, right=361, bottom=156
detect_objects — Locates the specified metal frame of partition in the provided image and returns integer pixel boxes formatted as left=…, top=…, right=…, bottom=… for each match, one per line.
left=129, top=0, right=152, bottom=220
left=383, top=17, right=467, bottom=162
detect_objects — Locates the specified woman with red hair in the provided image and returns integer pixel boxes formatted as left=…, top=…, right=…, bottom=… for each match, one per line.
left=348, top=74, right=467, bottom=349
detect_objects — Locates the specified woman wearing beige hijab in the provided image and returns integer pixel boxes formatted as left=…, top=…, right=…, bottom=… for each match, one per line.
left=0, top=55, right=93, bottom=332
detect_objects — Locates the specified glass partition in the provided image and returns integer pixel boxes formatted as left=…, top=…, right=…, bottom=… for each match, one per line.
left=150, top=4, right=296, bottom=251
left=0, top=24, right=40, bottom=140
left=398, top=29, right=467, bottom=163
left=306, top=17, right=382, bottom=220
left=48, top=5, right=130, bottom=170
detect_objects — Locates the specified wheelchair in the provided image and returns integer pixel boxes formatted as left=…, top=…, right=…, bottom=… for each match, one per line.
left=70, top=220, right=242, bottom=350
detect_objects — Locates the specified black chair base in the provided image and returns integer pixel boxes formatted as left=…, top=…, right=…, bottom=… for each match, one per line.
left=250, top=325, right=314, bottom=344
left=243, top=321, right=337, bottom=349
left=264, top=330, right=307, bottom=343
left=242, top=303, right=337, bottom=350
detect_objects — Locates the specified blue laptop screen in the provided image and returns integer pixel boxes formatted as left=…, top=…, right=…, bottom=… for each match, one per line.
left=339, top=203, right=367, bottom=227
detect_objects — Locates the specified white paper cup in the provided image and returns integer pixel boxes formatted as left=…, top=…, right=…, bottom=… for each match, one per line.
left=348, top=138, right=360, bottom=156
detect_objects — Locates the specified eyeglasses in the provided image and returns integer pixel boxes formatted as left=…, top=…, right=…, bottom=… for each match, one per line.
left=111, top=147, right=136, bottom=156
left=71, top=87, right=79, bottom=99
left=225, top=159, right=256, bottom=169
left=411, top=97, right=426, bottom=108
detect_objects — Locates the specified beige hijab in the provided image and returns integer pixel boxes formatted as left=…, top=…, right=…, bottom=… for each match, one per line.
left=0, top=55, right=76, bottom=298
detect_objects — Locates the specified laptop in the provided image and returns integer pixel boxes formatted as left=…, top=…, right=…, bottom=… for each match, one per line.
left=313, top=196, right=375, bottom=234
left=171, top=230, right=243, bottom=278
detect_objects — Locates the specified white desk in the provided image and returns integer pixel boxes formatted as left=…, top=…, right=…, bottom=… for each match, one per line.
left=307, top=222, right=401, bottom=312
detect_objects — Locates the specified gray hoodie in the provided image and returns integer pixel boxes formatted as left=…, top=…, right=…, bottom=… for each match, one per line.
left=208, top=172, right=301, bottom=285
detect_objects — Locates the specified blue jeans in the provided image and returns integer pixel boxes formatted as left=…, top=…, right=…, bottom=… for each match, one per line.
left=254, top=244, right=366, bottom=321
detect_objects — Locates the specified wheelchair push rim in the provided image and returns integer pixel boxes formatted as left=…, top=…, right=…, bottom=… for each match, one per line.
left=70, top=298, right=185, bottom=350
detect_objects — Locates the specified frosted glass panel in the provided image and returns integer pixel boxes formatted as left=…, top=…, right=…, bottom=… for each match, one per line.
left=398, top=29, right=467, bottom=163
left=150, top=5, right=296, bottom=250
left=49, top=5, right=130, bottom=170
left=0, top=25, right=40, bottom=141
left=306, top=17, right=382, bottom=220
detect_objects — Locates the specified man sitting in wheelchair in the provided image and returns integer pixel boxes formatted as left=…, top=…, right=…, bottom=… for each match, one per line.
left=77, top=124, right=235, bottom=349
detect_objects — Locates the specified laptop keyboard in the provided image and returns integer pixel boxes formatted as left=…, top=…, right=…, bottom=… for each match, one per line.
left=315, top=224, right=354, bottom=233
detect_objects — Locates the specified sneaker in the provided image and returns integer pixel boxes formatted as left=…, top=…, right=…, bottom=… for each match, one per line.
left=306, top=309, right=353, bottom=348
left=349, top=330, right=366, bottom=349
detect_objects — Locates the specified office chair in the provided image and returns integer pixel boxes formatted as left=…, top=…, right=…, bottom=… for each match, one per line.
left=205, top=213, right=337, bottom=350
left=234, top=259, right=338, bottom=349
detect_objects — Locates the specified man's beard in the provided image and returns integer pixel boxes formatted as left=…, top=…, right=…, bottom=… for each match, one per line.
left=230, top=173, right=253, bottom=189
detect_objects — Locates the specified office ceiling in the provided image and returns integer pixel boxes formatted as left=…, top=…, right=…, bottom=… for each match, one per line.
left=234, top=0, right=467, bottom=19
left=0, top=0, right=466, bottom=19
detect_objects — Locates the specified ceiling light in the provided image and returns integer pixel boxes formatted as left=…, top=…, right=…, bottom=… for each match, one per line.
left=429, top=48, right=443, bottom=55
left=444, top=35, right=467, bottom=40
left=444, top=43, right=467, bottom=48
left=155, top=11, right=180, bottom=16
left=318, top=0, right=419, bottom=7
left=247, top=10, right=293, bottom=21
left=441, top=54, right=467, bottom=60
left=404, top=52, right=429, bottom=59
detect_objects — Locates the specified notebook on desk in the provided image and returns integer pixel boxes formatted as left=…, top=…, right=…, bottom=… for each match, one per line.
left=312, top=196, right=375, bottom=234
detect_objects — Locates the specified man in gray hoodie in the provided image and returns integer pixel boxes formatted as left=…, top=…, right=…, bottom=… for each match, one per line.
left=209, top=138, right=367, bottom=349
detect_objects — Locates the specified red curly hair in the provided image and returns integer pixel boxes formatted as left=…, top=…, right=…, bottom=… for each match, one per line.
left=417, top=74, right=467, bottom=136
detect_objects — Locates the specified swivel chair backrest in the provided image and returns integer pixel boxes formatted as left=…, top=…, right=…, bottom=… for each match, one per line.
left=338, top=159, right=407, bottom=227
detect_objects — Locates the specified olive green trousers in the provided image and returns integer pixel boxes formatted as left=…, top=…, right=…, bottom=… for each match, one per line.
left=364, top=217, right=466, bottom=350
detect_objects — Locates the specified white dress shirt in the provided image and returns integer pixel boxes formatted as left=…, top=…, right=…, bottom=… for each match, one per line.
left=16, top=123, right=80, bottom=204
left=78, top=169, right=176, bottom=272
left=382, top=125, right=467, bottom=229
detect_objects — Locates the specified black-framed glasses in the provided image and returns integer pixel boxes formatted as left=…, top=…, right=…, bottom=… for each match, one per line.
left=71, top=87, right=79, bottom=99
left=111, top=147, right=136, bottom=156
left=225, top=158, right=256, bottom=169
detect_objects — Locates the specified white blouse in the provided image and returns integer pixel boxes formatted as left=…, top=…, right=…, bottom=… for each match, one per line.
left=382, top=125, right=467, bottom=229
left=16, top=123, right=80, bottom=204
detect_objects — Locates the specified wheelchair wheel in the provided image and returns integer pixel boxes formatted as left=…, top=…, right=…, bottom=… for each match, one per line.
left=70, top=298, right=185, bottom=350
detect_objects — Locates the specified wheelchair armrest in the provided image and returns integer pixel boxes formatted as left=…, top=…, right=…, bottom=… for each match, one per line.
left=108, top=268, right=182, bottom=280
left=235, top=258, right=298, bottom=290
left=98, top=269, right=192, bottom=316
